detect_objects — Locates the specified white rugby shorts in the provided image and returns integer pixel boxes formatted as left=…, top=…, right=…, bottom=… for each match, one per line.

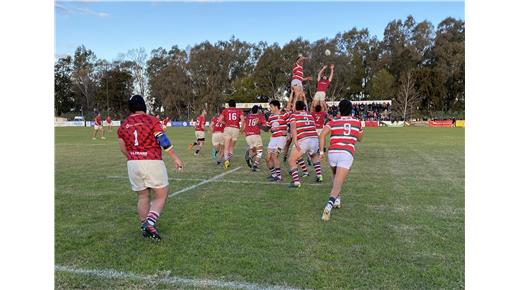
left=268, top=136, right=287, bottom=153
left=327, top=152, right=354, bottom=170
left=296, top=137, right=319, bottom=155
left=127, top=160, right=169, bottom=191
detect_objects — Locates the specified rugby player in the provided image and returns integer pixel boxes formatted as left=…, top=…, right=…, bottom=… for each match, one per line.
left=92, top=112, right=105, bottom=140
left=210, top=108, right=225, bottom=164
left=291, top=55, right=312, bottom=98
left=189, top=109, right=207, bottom=156
left=311, top=64, right=334, bottom=108
left=242, top=105, right=267, bottom=172
left=319, top=99, right=364, bottom=221
left=218, top=100, right=244, bottom=169
left=311, top=100, right=330, bottom=136
left=162, top=116, right=170, bottom=131
left=266, top=100, right=288, bottom=181
left=117, top=95, right=183, bottom=240
left=106, top=115, right=113, bottom=132
left=287, top=100, right=323, bottom=188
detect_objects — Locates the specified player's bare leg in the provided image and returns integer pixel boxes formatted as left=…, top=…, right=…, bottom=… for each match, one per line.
left=137, top=189, right=150, bottom=223
left=194, top=140, right=204, bottom=155
left=217, top=144, right=225, bottom=164
left=142, top=185, right=169, bottom=240
left=322, top=167, right=349, bottom=221
left=251, top=145, right=263, bottom=171
left=101, top=127, right=106, bottom=140
left=223, top=137, right=232, bottom=168
left=272, top=150, right=283, bottom=182
left=288, top=147, right=305, bottom=188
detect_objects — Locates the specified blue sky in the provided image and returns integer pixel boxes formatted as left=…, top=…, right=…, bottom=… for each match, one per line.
left=55, top=1, right=464, bottom=60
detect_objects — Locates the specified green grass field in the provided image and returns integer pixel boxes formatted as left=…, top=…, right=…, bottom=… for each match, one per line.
left=55, top=126, right=464, bottom=289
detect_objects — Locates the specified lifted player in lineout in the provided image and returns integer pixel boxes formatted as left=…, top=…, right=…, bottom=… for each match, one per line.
left=218, top=100, right=244, bottom=169
left=312, top=64, right=334, bottom=108
left=242, top=105, right=267, bottom=172
left=210, top=108, right=225, bottom=165
left=117, top=95, right=183, bottom=240
left=319, top=99, right=364, bottom=221
left=288, top=100, right=323, bottom=188
left=189, top=109, right=207, bottom=156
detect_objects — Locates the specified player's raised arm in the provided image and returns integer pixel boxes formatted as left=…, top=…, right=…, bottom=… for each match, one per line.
left=317, top=65, right=327, bottom=81
left=329, top=64, right=334, bottom=82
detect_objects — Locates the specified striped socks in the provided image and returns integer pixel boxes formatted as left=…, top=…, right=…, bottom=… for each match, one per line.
left=326, top=196, right=336, bottom=212
left=269, top=167, right=276, bottom=177
left=275, top=168, right=281, bottom=180
left=290, top=168, right=300, bottom=185
left=313, top=162, right=322, bottom=178
left=146, top=211, right=160, bottom=226
left=297, top=158, right=309, bottom=174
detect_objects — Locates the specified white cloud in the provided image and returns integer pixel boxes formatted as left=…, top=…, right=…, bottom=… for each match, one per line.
left=55, top=2, right=109, bottom=18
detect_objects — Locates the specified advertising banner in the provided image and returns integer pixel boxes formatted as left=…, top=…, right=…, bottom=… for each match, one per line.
left=428, top=120, right=454, bottom=127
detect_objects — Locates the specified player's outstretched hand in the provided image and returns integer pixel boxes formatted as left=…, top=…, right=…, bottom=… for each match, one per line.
left=330, top=64, right=334, bottom=69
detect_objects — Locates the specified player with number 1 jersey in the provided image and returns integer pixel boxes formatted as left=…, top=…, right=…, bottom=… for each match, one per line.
left=117, top=95, right=183, bottom=240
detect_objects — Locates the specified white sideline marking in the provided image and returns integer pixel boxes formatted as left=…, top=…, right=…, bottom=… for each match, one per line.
left=55, top=265, right=299, bottom=290
left=169, top=166, right=243, bottom=197
left=106, top=175, right=322, bottom=187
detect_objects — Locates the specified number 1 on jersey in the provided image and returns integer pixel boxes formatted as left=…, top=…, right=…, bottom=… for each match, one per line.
left=133, top=129, right=139, bottom=146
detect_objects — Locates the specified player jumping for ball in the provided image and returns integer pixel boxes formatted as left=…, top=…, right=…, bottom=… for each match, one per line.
left=92, top=112, right=105, bottom=140
left=210, top=108, right=225, bottom=164
left=312, top=64, right=334, bottom=108
left=319, top=99, right=364, bottom=221
left=242, top=105, right=267, bottom=172
left=218, top=100, right=244, bottom=169
left=287, top=100, right=323, bottom=188
left=291, top=55, right=313, bottom=100
left=266, top=100, right=289, bottom=182
left=117, top=95, right=183, bottom=240
left=189, top=109, right=207, bottom=156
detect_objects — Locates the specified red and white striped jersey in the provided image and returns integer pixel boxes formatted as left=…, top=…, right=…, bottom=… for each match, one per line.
left=268, top=112, right=289, bottom=137
left=292, top=63, right=303, bottom=81
left=289, top=110, right=318, bottom=141
left=325, top=116, right=363, bottom=156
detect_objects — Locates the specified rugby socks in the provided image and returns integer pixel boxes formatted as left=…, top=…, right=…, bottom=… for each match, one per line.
left=269, top=167, right=276, bottom=177
left=313, top=162, right=322, bottom=178
left=275, top=168, right=281, bottom=180
left=290, top=168, right=300, bottom=185
left=325, top=196, right=336, bottom=212
left=146, top=211, right=160, bottom=226
left=297, top=158, right=309, bottom=174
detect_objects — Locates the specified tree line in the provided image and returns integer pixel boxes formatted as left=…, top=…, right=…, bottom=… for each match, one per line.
left=55, top=16, right=464, bottom=121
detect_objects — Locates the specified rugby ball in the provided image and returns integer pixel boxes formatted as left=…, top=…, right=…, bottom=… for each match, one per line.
left=325, top=49, right=331, bottom=56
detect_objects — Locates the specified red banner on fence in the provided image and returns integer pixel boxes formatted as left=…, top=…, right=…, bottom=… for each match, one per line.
left=428, top=120, right=454, bottom=127
left=363, top=121, right=379, bottom=128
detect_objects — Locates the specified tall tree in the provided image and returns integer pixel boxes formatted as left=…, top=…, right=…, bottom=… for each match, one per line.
left=394, top=71, right=420, bottom=120
left=54, top=56, right=75, bottom=116
left=72, top=45, right=98, bottom=113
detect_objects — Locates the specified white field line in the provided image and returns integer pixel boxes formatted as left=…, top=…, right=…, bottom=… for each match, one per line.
left=169, top=166, right=243, bottom=197
left=106, top=175, right=322, bottom=187
left=55, top=265, right=299, bottom=290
